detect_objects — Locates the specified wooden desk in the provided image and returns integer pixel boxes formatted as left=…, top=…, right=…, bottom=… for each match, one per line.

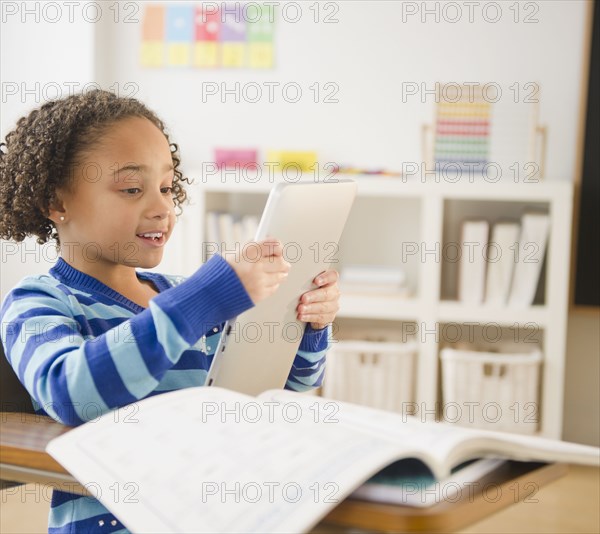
left=0, top=412, right=87, bottom=495
left=314, top=464, right=600, bottom=534
left=1, top=413, right=597, bottom=533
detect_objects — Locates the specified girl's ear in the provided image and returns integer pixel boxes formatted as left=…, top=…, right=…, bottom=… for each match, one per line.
left=47, top=194, right=67, bottom=225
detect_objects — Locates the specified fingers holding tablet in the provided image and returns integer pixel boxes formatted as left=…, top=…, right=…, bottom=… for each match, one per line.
left=225, top=238, right=291, bottom=304
left=297, top=269, right=341, bottom=329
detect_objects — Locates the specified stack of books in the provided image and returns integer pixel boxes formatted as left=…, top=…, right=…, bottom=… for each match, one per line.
left=340, top=265, right=410, bottom=296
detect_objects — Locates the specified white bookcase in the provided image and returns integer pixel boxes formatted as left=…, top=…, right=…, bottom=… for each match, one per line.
left=175, top=172, right=573, bottom=439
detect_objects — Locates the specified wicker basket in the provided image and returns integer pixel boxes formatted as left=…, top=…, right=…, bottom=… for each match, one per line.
left=440, top=345, right=543, bottom=434
left=322, top=340, right=417, bottom=413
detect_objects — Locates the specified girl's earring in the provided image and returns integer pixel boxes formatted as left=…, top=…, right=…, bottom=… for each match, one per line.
left=59, top=216, right=65, bottom=222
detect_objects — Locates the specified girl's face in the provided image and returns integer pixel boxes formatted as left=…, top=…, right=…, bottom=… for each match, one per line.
left=57, top=116, right=177, bottom=272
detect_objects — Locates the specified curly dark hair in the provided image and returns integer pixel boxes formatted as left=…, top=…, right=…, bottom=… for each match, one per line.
left=0, top=89, right=191, bottom=246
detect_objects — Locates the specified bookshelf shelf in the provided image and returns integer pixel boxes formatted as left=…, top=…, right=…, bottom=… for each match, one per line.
left=176, top=170, right=573, bottom=439
left=338, top=294, right=422, bottom=321
left=437, top=302, right=550, bottom=328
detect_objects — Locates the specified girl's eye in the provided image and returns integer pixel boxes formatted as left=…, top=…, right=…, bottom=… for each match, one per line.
left=161, top=187, right=173, bottom=195
left=122, top=188, right=141, bottom=195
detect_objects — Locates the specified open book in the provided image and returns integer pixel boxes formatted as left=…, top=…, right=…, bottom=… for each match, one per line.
left=46, top=387, right=600, bottom=534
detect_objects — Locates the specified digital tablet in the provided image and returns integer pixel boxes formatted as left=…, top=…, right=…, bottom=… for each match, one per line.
left=205, top=179, right=357, bottom=396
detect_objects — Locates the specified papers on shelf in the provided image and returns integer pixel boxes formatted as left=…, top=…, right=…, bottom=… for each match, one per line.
left=507, top=213, right=550, bottom=308
left=458, top=220, right=489, bottom=304
left=340, top=265, right=409, bottom=295
left=484, top=221, right=520, bottom=306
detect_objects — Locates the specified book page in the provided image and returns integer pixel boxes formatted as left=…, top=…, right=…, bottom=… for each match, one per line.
left=47, top=387, right=405, bottom=534
left=446, top=432, right=600, bottom=468
left=47, top=387, right=600, bottom=533
left=263, top=389, right=474, bottom=476
left=263, top=390, right=600, bottom=474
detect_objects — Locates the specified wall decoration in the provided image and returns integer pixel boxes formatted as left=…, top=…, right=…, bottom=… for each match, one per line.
left=140, top=3, right=275, bottom=69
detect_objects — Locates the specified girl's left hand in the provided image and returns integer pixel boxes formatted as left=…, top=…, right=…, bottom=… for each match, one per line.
left=297, top=270, right=340, bottom=330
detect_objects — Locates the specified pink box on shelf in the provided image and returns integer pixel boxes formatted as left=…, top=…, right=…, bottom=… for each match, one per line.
left=214, top=148, right=258, bottom=168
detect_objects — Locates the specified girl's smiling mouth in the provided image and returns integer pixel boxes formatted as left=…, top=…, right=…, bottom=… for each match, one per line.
left=136, top=231, right=166, bottom=246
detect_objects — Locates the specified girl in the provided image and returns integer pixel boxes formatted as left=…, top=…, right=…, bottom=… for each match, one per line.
left=0, top=89, right=340, bottom=533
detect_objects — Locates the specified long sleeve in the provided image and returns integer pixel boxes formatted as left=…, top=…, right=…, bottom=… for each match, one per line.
left=285, top=323, right=331, bottom=392
left=0, top=255, right=253, bottom=426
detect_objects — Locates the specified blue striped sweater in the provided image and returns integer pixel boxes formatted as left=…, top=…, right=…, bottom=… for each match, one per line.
left=0, top=254, right=329, bottom=533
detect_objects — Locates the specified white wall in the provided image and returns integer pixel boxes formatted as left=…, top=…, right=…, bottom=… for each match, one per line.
left=96, top=0, right=588, bottom=181
left=0, top=1, right=95, bottom=297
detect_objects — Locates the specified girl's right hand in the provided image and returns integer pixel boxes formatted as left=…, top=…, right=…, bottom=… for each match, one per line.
left=224, top=239, right=291, bottom=304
